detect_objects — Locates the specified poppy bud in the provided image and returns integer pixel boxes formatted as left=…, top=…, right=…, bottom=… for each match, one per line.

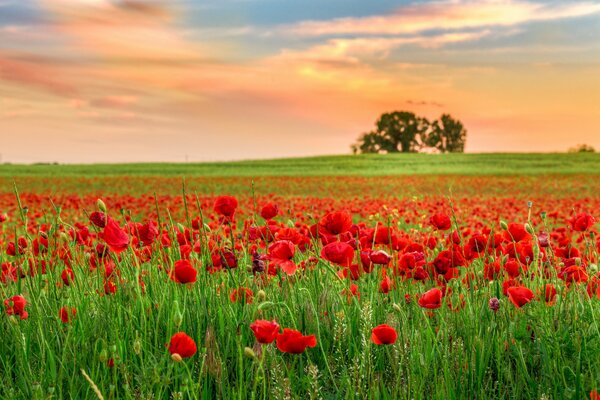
left=59, top=232, right=69, bottom=243
left=392, top=303, right=402, bottom=313
left=171, top=353, right=183, bottom=363
left=257, top=290, right=266, bottom=302
left=97, top=199, right=107, bottom=213
left=244, top=347, right=256, bottom=359
left=489, top=297, right=500, bottom=312
left=177, top=223, right=186, bottom=233
left=99, top=349, right=108, bottom=362
left=134, top=339, right=142, bottom=355
left=524, top=223, right=534, bottom=235
left=172, top=301, right=183, bottom=327
left=500, top=221, right=508, bottom=231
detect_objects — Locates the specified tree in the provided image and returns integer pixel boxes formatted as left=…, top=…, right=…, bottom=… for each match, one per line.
left=352, top=111, right=467, bottom=154
left=568, top=144, right=595, bottom=153
left=426, top=114, right=467, bottom=153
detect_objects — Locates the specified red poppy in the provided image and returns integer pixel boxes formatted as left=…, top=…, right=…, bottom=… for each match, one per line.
left=138, top=221, right=159, bottom=246
left=569, top=213, right=595, bottom=232
left=371, top=324, right=398, bottom=345
left=260, top=203, right=279, bottom=220
left=319, top=211, right=352, bottom=235
left=543, top=284, right=557, bottom=305
left=213, top=196, right=238, bottom=218
left=369, top=250, right=391, bottom=265
left=321, top=241, right=354, bottom=267
left=507, top=286, right=534, bottom=308
left=4, top=295, right=28, bottom=320
left=503, top=223, right=531, bottom=243
left=418, top=288, right=443, bottom=309
left=89, top=211, right=108, bottom=228
left=276, top=328, right=317, bottom=354
left=59, top=306, right=77, bottom=323
left=430, top=213, right=452, bottom=230
left=268, top=240, right=297, bottom=275
left=250, top=319, right=280, bottom=344
left=172, top=260, right=197, bottom=284
left=102, top=218, right=130, bottom=253
left=168, top=332, right=197, bottom=359
left=230, top=287, right=253, bottom=304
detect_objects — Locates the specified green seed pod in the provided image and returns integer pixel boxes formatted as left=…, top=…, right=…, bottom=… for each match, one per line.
left=244, top=347, right=256, bottom=359
left=97, top=199, right=107, bottom=213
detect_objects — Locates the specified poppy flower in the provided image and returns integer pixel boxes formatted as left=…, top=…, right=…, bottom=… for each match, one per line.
left=230, top=287, right=253, bottom=304
left=59, top=306, right=77, bottom=323
left=371, top=324, right=397, bottom=345
left=430, top=213, right=452, bottom=230
left=4, top=295, right=28, bottom=320
left=369, top=250, right=391, bottom=265
left=276, top=328, right=317, bottom=354
left=503, top=223, right=531, bottom=243
left=101, top=218, right=130, bottom=253
left=321, top=241, right=354, bottom=267
left=250, top=319, right=280, bottom=344
left=418, top=288, right=443, bottom=309
left=168, top=332, right=197, bottom=359
left=543, top=284, right=557, bottom=305
left=89, top=211, right=108, bottom=228
left=507, top=286, right=534, bottom=308
left=172, top=260, right=197, bottom=284
left=569, top=213, right=595, bottom=232
left=213, top=196, right=238, bottom=218
left=319, top=211, right=352, bottom=235
left=138, top=221, right=159, bottom=246
left=268, top=240, right=297, bottom=275
left=260, top=203, right=279, bottom=220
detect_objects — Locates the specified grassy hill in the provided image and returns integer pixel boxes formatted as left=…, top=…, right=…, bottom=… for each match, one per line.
left=1, top=153, right=599, bottom=177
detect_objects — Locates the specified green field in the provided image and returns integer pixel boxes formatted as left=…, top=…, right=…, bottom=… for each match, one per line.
left=1, top=153, right=599, bottom=177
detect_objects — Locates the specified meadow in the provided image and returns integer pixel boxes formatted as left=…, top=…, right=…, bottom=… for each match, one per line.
left=0, top=154, right=599, bottom=399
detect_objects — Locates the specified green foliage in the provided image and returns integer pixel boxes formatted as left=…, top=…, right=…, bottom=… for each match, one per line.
left=353, top=111, right=467, bottom=154
left=569, top=144, right=595, bottom=153
left=2, top=153, right=600, bottom=178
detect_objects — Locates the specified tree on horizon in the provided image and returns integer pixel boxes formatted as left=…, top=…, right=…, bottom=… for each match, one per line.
left=352, top=111, right=467, bottom=154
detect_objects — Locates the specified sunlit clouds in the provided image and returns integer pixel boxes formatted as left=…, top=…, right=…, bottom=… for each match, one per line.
left=0, top=0, right=599, bottom=162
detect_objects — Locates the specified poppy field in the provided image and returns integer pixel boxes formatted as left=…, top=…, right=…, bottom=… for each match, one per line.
left=1, top=160, right=600, bottom=399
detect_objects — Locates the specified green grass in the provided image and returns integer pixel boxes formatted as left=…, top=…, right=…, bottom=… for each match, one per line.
left=1, top=153, right=599, bottom=177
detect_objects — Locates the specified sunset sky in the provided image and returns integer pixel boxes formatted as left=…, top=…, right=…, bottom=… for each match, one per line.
left=1, top=0, right=599, bottom=163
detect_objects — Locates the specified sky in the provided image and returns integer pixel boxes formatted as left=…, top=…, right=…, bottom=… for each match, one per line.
left=0, top=0, right=599, bottom=163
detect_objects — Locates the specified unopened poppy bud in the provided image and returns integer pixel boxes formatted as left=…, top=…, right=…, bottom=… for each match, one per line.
left=489, top=297, right=500, bottom=312
left=99, top=349, right=108, bottom=362
left=172, top=300, right=183, bottom=327
left=500, top=221, right=508, bottom=231
left=59, top=232, right=69, bottom=243
left=171, top=353, right=183, bottom=363
left=110, top=345, right=117, bottom=353
left=97, top=199, right=107, bottom=213
left=524, top=223, right=534, bottom=235
left=177, top=223, right=186, bottom=233
left=575, top=258, right=582, bottom=266
left=133, top=339, right=142, bottom=355
left=392, top=303, right=402, bottom=313
left=257, top=290, right=266, bottom=302
left=244, top=347, right=256, bottom=359
left=203, top=223, right=211, bottom=232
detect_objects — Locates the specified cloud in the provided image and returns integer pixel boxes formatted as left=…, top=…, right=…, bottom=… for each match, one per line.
left=0, top=54, right=77, bottom=96
left=280, top=1, right=600, bottom=37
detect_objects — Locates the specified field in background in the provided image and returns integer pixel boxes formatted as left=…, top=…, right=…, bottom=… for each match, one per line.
left=2, top=153, right=600, bottom=177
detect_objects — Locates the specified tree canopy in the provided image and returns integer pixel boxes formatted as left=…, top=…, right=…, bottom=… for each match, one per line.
left=352, top=111, right=467, bottom=154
